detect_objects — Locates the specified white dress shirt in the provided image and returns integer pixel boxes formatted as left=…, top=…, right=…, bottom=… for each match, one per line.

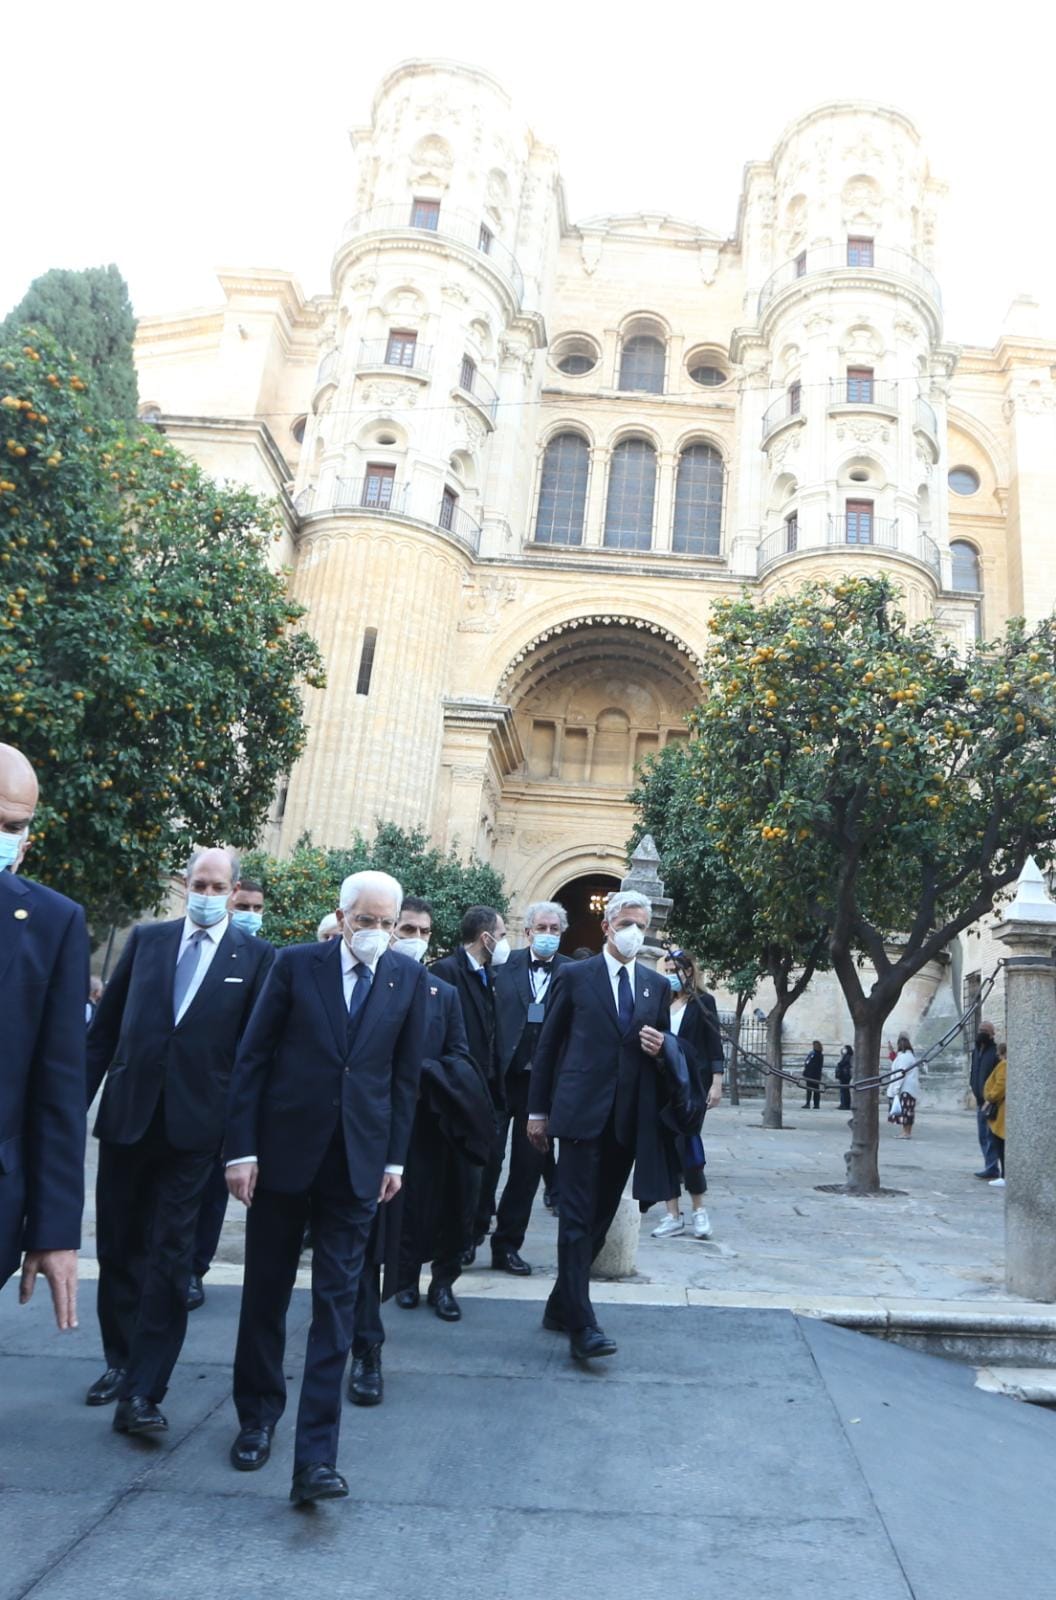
left=227, top=936, right=402, bottom=1175
left=529, top=949, right=636, bottom=1121
left=528, top=954, right=553, bottom=1002
left=175, top=913, right=229, bottom=1025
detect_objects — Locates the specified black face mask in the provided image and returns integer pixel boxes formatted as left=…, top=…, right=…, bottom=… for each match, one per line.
left=976, top=1031, right=992, bottom=1047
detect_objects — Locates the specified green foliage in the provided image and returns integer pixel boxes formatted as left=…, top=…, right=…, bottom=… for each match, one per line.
left=2, top=266, right=138, bottom=428
left=243, top=823, right=509, bottom=952
left=0, top=331, right=324, bottom=935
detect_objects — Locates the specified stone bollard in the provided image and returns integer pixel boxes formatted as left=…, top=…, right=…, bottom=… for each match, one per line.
left=995, top=858, right=1056, bottom=1301
left=591, top=1193, right=639, bottom=1279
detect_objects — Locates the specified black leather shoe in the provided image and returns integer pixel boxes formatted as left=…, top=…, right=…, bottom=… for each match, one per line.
left=543, top=1189, right=558, bottom=1210
left=347, top=1344, right=383, bottom=1406
left=230, top=1425, right=273, bottom=1470
left=113, top=1396, right=168, bottom=1434
left=186, top=1273, right=205, bottom=1312
left=395, top=1286, right=420, bottom=1309
left=542, top=1309, right=568, bottom=1333
left=491, top=1245, right=532, bottom=1276
left=427, top=1282, right=461, bottom=1322
left=459, top=1245, right=476, bottom=1267
left=290, top=1463, right=349, bottom=1505
left=86, top=1366, right=126, bottom=1406
left=570, top=1326, right=617, bottom=1362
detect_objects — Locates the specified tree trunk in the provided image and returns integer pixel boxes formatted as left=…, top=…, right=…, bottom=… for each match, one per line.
left=844, top=1012, right=885, bottom=1193
left=728, top=993, right=748, bottom=1107
left=762, top=1006, right=785, bottom=1128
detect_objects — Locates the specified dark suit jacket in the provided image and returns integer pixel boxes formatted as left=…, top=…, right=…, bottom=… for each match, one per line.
left=493, top=947, right=570, bottom=1078
left=529, top=954, right=672, bottom=1141
left=87, top=917, right=274, bottom=1151
left=676, top=994, right=725, bottom=1082
left=225, top=940, right=427, bottom=1199
left=428, top=947, right=500, bottom=1105
left=1, top=872, right=89, bottom=1285
left=419, top=974, right=494, bottom=1166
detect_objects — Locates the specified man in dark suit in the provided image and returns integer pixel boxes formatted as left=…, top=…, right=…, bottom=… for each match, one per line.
left=349, top=895, right=491, bottom=1402
left=487, top=901, right=570, bottom=1276
left=86, top=847, right=273, bottom=1435
left=225, top=870, right=426, bottom=1506
left=186, top=876, right=272, bottom=1312
left=429, top=904, right=506, bottom=1258
left=528, top=891, right=670, bottom=1363
left=1, top=743, right=88, bottom=1330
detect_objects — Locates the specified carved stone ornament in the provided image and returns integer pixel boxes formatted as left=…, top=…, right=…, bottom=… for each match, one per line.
left=458, top=575, right=519, bottom=632
left=580, top=234, right=603, bottom=276
left=359, top=380, right=419, bottom=408
left=803, top=312, right=832, bottom=336
left=768, top=430, right=802, bottom=465
left=441, top=281, right=470, bottom=305
left=835, top=420, right=888, bottom=446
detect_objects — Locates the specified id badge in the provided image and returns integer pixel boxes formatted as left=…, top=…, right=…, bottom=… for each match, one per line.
left=527, top=1001, right=546, bottom=1024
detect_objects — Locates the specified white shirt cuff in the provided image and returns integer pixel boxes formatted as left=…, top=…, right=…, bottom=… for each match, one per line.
left=225, top=1156, right=256, bottom=1167
left=383, top=1165, right=403, bottom=1176
left=528, top=1113, right=546, bottom=1121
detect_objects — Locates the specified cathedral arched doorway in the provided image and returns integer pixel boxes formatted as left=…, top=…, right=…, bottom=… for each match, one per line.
left=554, top=873, right=620, bottom=954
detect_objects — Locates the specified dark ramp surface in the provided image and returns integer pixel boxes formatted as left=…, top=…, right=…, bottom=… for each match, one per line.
left=1, top=1289, right=1052, bottom=1599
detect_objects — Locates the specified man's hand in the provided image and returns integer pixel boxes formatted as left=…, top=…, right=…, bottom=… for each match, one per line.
left=20, top=1249, right=79, bottom=1330
left=527, top=1116, right=549, bottom=1153
left=639, top=1025, right=664, bottom=1058
left=707, top=1078, right=723, bottom=1110
left=226, top=1161, right=259, bottom=1207
left=379, top=1172, right=402, bottom=1203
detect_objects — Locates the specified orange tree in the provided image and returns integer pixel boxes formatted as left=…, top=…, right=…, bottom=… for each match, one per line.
left=668, top=574, right=1056, bottom=1192
left=630, top=739, right=828, bottom=1116
left=0, top=331, right=324, bottom=935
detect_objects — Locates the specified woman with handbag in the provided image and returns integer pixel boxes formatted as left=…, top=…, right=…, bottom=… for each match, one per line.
left=651, top=950, right=724, bottom=1241
left=886, top=1033, right=921, bottom=1137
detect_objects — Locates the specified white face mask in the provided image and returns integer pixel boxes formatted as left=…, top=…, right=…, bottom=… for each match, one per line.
left=393, top=936, right=429, bottom=964
left=488, top=936, right=511, bottom=967
left=611, top=923, right=646, bottom=960
left=0, top=825, right=28, bottom=873
left=346, top=926, right=390, bottom=967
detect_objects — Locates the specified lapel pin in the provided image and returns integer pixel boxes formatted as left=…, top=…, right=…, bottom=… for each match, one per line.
left=644, top=987, right=650, bottom=998
left=429, top=985, right=438, bottom=996
left=388, top=980, right=395, bottom=988
left=14, top=908, right=28, bottom=919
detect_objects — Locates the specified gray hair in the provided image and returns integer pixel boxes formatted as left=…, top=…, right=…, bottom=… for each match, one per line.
left=338, top=869, right=403, bottom=915
left=604, top=890, right=652, bottom=923
left=524, top=900, right=569, bottom=933
left=316, top=912, right=340, bottom=941
left=186, top=846, right=241, bottom=884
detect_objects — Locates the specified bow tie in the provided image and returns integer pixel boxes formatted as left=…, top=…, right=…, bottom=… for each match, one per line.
left=530, top=960, right=550, bottom=973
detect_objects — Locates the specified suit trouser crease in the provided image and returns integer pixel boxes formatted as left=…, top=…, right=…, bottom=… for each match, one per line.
left=548, top=1116, right=635, bottom=1333
left=234, top=1134, right=376, bottom=1469
left=492, top=1071, right=548, bottom=1252
left=96, top=1127, right=216, bottom=1399
left=192, top=1155, right=231, bottom=1278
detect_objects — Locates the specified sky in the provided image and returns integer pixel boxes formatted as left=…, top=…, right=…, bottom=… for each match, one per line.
left=5, top=0, right=1052, bottom=349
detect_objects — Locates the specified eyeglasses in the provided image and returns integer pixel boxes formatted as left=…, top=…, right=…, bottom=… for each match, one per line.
left=347, top=913, right=396, bottom=932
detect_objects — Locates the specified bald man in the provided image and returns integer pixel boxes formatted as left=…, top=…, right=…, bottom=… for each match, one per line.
left=86, top=847, right=273, bottom=1437
left=0, top=743, right=89, bottom=1330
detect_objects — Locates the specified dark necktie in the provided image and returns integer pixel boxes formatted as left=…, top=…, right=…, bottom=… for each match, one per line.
left=530, top=961, right=549, bottom=973
left=617, top=964, right=634, bottom=1031
left=477, top=966, right=489, bottom=989
left=347, top=961, right=373, bottom=1045
left=172, top=928, right=208, bottom=1022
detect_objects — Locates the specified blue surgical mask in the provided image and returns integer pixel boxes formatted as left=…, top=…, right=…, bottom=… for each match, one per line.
left=231, top=910, right=263, bottom=936
left=665, top=972, right=683, bottom=993
left=531, top=933, right=560, bottom=959
left=187, top=891, right=229, bottom=928
left=0, top=826, right=27, bottom=873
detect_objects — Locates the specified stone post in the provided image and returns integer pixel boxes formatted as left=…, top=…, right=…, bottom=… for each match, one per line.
left=621, top=833, right=672, bottom=970
left=994, top=858, right=1056, bottom=1301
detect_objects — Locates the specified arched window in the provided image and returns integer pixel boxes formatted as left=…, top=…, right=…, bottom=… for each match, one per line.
left=534, top=432, right=589, bottom=546
left=618, top=335, right=665, bottom=394
left=950, top=540, right=982, bottom=592
left=672, top=442, right=724, bottom=555
left=604, top=438, right=656, bottom=550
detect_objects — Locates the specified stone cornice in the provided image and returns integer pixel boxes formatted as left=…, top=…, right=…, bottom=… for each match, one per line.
left=157, top=414, right=293, bottom=495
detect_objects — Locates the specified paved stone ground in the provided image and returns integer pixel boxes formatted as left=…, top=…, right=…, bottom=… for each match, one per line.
left=2, top=1290, right=1054, bottom=1600
left=80, top=1099, right=1021, bottom=1313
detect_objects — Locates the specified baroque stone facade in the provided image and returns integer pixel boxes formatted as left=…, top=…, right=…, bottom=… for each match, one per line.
left=134, top=60, right=1056, bottom=1050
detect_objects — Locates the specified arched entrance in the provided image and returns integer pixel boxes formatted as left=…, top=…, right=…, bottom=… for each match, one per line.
left=555, top=873, right=620, bottom=954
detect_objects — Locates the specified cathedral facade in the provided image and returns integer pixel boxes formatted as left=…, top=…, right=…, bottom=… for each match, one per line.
left=134, top=59, right=1056, bottom=1042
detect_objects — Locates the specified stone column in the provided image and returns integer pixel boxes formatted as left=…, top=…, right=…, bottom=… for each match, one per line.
left=995, top=858, right=1056, bottom=1301
left=620, top=833, right=672, bottom=969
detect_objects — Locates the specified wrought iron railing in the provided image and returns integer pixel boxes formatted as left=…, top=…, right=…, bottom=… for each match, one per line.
left=827, top=515, right=899, bottom=549
left=828, top=378, right=899, bottom=410
left=339, top=203, right=524, bottom=303
left=761, top=391, right=802, bottom=441
left=334, top=476, right=408, bottom=514
left=315, top=349, right=339, bottom=388
left=758, top=245, right=941, bottom=316
left=294, top=479, right=481, bottom=553
left=918, top=530, right=941, bottom=573
left=915, top=396, right=939, bottom=437
left=757, top=526, right=799, bottom=571
left=357, top=339, right=433, bottom=375
left=456, top=365, right=499, bottom=422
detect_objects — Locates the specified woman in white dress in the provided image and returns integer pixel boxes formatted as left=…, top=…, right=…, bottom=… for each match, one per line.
left=886, top=1032, right=921, bottom=1138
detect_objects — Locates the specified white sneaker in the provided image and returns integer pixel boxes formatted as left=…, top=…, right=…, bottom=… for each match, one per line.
left=691, top=1208, right=712, bottom=1239
left=652, top=1213, right=684, bottom=1237
left=988, top=1177, right=1006, bottom=1188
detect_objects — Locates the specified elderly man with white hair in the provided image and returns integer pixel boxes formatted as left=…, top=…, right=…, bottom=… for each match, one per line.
left=527, top=890, right=671, bottom=1363
left=224, top=869, right=426, bottom=1506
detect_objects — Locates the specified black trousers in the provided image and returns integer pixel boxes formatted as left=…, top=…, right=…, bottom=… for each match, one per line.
left=353, top=1263, right=385, bottom=1356
left=803, top=1083, right=821, bottom=1108
left=838, top=1084, right=852, bottom=1110
left=233, top=1131, right=376, bottom=1470
left=192, top=1154, right=230, bottom=1278
left=95, top=1109, right=216, bottom=1401
left=492, top=1072, right=547, bottom=1253
left=545, top=1114, right=635, bottom=1334
left=397, top=1104, right=477, bottom=1291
